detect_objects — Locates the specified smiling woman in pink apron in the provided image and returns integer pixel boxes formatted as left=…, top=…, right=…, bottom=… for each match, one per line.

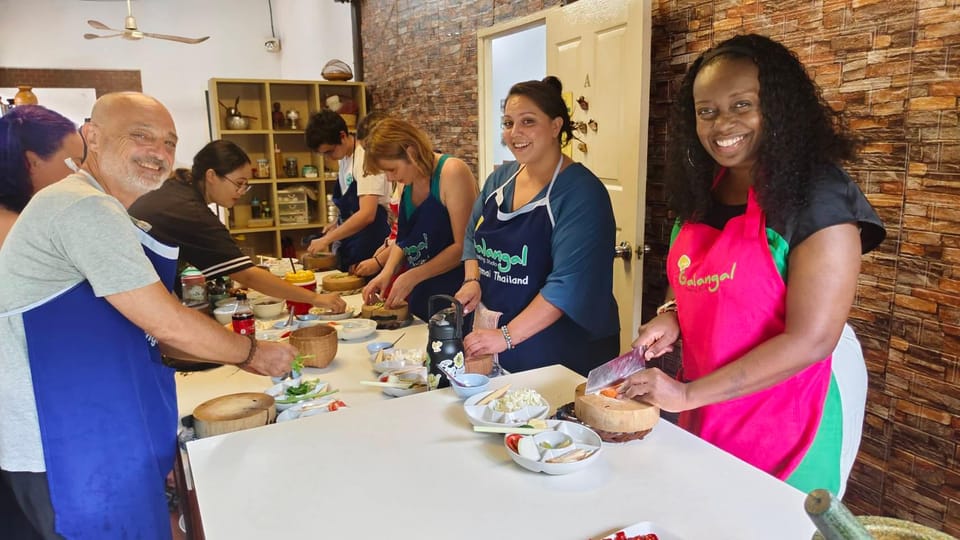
left=620, top=35, right=885, bottom=496
left=360, top=117, right=478, bottom=322
left=457, top=77, right=620, bottom=377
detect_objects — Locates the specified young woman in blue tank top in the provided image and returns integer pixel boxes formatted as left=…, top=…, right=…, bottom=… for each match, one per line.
left=457, top=77, right=620, bottom=377
left=360, top=118, right=479, bottom=322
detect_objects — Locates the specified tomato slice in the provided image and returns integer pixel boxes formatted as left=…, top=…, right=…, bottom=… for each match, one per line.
left=505, top=433, right=522, bottom=453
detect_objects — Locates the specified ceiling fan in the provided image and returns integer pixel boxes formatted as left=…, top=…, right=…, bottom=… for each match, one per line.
left=84, top=0, right=209, bottom=45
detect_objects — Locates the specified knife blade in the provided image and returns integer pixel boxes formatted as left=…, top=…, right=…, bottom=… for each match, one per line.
left=584, top=346, right=647, bottom=395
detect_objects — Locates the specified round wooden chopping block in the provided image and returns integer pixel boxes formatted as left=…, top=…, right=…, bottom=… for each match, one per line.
left=360, top=301, right=409, bottom=321
left=193, top=392, right=276, bottom=439
left=302, top=253, right=338, bottom=271
left=322, top=272, right=365, bottom=292
left=574, top=382, right=659, bottom=434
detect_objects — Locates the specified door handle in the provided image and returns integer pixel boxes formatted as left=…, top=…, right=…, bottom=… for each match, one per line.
left=614, top=242, right=651, bottom=260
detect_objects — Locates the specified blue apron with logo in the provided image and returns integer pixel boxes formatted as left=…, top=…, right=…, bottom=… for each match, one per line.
left=474, top=160, right=609, bottom=376
left=332, top=171, right=390, bottom=271
left=397, top=155, right=466, bottom=322
left=20, top=222, right=179, bottom=539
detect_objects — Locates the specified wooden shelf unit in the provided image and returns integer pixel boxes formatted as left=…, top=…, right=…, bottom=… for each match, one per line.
left=208, top=78, right=366, bottom=258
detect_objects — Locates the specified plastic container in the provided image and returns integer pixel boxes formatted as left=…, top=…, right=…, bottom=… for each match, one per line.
left=231, top=293, right=256, bottom=335
left=180, top=267, right=207, bottom=303
left=283, top=270, right=316, bottom=315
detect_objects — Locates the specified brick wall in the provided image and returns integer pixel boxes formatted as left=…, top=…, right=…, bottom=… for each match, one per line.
left=360, top=0, right=959, bottom=533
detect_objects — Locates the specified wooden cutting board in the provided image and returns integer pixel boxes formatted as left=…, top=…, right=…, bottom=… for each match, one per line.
left=193, top=392, right=276, bottom=439
left=574, top=382, right=658, bottom=434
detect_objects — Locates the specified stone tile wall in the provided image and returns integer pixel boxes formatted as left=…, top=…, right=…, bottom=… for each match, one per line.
left=360, top=0, right=960, bottom=533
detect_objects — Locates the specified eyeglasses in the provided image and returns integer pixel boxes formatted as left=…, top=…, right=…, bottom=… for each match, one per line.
left=219, top=174, right=252, bottom=194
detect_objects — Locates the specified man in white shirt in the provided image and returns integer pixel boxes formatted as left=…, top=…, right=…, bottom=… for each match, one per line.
left=304, top=110, right=390, bottom=271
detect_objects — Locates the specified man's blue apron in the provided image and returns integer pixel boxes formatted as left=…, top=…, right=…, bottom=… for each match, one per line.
left=20, top=219, right=179, bottom=539
left=397, top=155, right=466, bottom=323
left=332, top=172, right=389, bottom=271
left=473, top=159, right=608, bottom=376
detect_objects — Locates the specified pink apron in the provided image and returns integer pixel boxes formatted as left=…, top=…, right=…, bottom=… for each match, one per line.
left=668, top=183, right=832, bottom=480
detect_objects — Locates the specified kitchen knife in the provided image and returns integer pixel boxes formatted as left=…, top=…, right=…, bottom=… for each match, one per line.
left=584, top=346, right=647, bottom=395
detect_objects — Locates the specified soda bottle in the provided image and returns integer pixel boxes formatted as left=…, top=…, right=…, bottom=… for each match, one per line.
left=231, top=293, right=256, bottom=335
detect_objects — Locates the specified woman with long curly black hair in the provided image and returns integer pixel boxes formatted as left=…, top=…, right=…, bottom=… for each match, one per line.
left=620, top=34, right=885, bottom=496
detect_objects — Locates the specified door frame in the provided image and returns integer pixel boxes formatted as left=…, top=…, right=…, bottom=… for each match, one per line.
left=476, top=11, right=551, bottom=185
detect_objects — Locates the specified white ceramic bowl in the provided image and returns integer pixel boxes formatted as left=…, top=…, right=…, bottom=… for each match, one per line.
left=212, top=304, right=236, bottom=325
left=251, top=297, right=284, bottom=319
left=276, top=397, right=344, bottom=422
left=265, top=378, right=330, bottom=411
left=504, top=420, right=603, bottom=475
left=330, top=318, right=377, bottom=341
left=462, top=389, right=550, bottom=428
left=450, top=374, right=490, bottom=400
left=378, top=369, right=428, bottom=398
left=369, top=348, right=426, bottom=374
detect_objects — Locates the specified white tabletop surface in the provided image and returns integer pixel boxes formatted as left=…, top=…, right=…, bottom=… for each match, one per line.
left=175, top=290, right=428, bottom=417
left=185, top=362, right=818, bottom=539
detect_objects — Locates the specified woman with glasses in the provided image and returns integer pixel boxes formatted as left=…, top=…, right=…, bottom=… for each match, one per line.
left=0, top=105, right=84, bottom=247
left=128, top=139, right=346, bottom=312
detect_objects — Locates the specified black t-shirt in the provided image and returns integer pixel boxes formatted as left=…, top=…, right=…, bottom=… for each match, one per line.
left=128, top=179, right=254, bottom=279
left=702, top=164, right=886, bottom=254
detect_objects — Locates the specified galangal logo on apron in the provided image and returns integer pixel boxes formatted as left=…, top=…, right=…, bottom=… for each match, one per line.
left=676, top=253, right=737, bottom=293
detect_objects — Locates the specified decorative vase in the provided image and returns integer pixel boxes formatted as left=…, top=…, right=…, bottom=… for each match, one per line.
left=14, top=85, right=38, bottom=106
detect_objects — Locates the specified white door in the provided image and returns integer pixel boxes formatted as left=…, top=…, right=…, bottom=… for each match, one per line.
left=546, top=0, right=652, bottom=352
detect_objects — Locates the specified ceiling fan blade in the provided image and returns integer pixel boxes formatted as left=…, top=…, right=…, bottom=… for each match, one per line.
left=142, top=31, right=210, bottom=45
left=88, top=20, right=120, bottom=32
left=84, top=33, right=124, bottom=40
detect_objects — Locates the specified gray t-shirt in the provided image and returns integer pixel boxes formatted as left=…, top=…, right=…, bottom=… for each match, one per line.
left=0, top=172, right=160, bottom=472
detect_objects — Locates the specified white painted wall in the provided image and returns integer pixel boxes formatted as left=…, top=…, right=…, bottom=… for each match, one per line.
left=0, top=0, right=353, bottom=165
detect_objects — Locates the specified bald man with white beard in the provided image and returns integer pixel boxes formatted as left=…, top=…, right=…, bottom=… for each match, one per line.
left=0, top=92, right=296, bottom=539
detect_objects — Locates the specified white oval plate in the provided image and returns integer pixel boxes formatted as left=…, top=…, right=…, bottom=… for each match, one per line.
left=462, top=390, right=550, bottom=428
left=504, top=420, right=602, bottom=475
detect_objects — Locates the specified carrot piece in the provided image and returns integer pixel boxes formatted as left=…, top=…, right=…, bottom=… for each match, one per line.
left=600, top=387, right=618, bottom=398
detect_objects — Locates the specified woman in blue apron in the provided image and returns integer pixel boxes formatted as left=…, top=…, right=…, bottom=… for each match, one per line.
left=304, top=110, right=390, bottom=271
left=360, top=117, right=478, bottom=322
left=458, top=77, right=620, bottom=376
left=8, top=170, right=181, bottom=539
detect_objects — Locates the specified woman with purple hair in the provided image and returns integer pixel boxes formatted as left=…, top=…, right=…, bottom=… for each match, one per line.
left=0, top=105, right=83, bottom=247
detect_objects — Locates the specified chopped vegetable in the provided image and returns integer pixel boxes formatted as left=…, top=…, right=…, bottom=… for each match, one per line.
left=600, top=387, right=619, bottom=399
left=505, top=433, right=522, bottom=454
left=274, top=388, right=339, bottom=405
left=326, top=399, right=347, bottom=412
left=613, top=533, right=659, bottom=540
left=291, top=354, right=314, bottom=374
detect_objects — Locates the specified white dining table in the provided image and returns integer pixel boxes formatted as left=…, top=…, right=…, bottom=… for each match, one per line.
left=184, top=360, right=819, bottom=539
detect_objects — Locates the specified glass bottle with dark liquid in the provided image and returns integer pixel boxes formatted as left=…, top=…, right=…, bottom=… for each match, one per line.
left=231, top=293, right=256, bottom=335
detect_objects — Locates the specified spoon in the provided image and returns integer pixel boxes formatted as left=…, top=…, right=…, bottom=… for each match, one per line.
left=438, top=365, right=471, bottom=387
left=387, top=332, right=406, bottom=349
left=278, top=310, right=296, bottom=328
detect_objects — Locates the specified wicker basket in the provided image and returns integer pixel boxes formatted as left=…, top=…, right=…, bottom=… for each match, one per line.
left=289, top=324, right=338, bottom=368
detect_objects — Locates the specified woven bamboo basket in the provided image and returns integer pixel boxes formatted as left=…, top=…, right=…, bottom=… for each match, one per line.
left=289, top=324, right=338, bottom=368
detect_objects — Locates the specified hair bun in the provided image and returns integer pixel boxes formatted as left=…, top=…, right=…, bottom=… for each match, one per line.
left=542, top=76, right=563, bottom=94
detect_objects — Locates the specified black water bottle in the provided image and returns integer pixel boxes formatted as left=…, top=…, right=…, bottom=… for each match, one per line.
left=426, top=295, right=465, bottom=389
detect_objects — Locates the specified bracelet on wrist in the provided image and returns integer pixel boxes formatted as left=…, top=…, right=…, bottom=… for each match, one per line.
left=374, top=256, right=384, bottom=270
left=656, top=299, right=678, bottom=316
left=237, top=334, right=257, bottom=368
left=500, top=325, right=514, bottom=350
left=463, top=277, right=480, bottom=286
